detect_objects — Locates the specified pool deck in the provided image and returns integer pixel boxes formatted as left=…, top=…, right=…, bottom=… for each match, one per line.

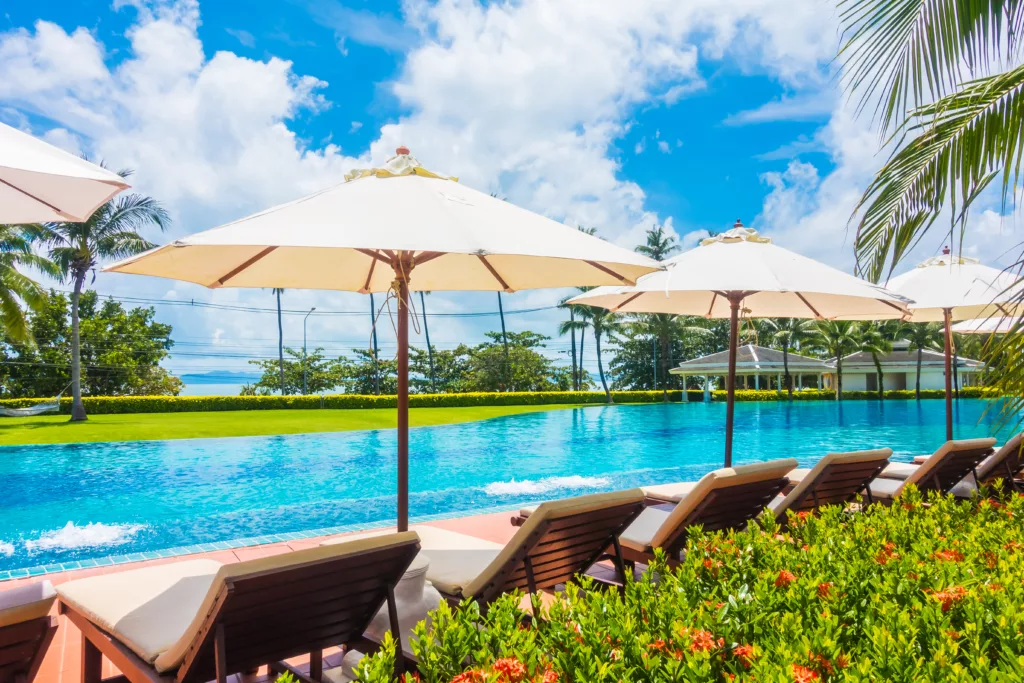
left=0, top=510, right=520, bottom=683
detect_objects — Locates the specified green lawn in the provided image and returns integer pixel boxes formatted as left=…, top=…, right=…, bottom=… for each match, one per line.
left=0, top=404, right=586, bottom=446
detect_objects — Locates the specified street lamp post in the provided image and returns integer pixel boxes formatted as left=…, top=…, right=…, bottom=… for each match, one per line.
left=303, top=307, right=316, bottom=395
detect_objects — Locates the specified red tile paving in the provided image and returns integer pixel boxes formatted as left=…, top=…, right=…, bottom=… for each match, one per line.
left=3, top=510, right=519, bottom=683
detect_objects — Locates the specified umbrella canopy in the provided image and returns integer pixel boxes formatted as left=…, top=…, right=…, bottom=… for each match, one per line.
left=953, top=317, right=1016, bottom=334
left=569, top=223, right=911, bottom=465
left=0, top=122, right=130, bottom=223
left=887, top=250, right=1023, bottom=440
left=105, top=148, right=662, bottom=530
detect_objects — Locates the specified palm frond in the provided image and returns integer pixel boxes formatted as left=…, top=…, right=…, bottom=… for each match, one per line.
left=95, top=231, right=157, bottom=261
left=853, top=64, right=1024, bottom=281
left=0, top=279, right=34, bottom=345
left=97, top=194, right=170, bottom=238
left=839, top=0, right=1024, bottom=133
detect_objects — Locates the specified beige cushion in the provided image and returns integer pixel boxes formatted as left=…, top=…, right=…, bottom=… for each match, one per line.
left=57, top=559, right=223, bottom=668
left=462, top=489, right=644, bottom=599
left=639, top=481, right=697, bottom=503
left=60, top=532, right=420, bottom=674
left=867, top=476, right=902, bottom=501
left=0, top=580, right=56, bottom=628
left=784, top=468, right=813, bottom=486
left=519, top=504, right=539, bottom=517
left=772, top=449, right=891, bottom=519
left=896, top=438, right=996, bottom=497
left=879, top=462, right=919, bottom=480
left=619, top=507, right=672, bottom=552
left=649, top=459, right=796, bottom=548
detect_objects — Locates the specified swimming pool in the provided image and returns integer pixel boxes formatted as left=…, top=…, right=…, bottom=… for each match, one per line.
left=0, top=399, right=1017, bottom=573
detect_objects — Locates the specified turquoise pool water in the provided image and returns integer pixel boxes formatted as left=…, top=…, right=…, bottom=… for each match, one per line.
left=0, top=399, right=1017, bottom=573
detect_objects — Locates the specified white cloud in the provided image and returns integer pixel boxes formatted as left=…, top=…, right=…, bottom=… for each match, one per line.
left=349, top=120, right=362, bottom=133
left=634, top=137, right=646, bottom=154
left=657, top=140, right=670, bottom=153
left=724, top=92, right=835, bottom=126
left=225, top=28, right=255, bottom=48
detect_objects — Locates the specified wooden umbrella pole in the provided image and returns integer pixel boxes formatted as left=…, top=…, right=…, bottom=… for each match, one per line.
left=394, top=258, right=413, bottom=532
left=724, top=293, right=742, bottom=467
left=943, top=307, right=954, bottom=441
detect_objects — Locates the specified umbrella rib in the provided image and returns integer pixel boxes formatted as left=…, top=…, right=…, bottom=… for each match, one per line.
left=211, top=247, right=278, bottom=288
left=875, top=297, right=909, bottom=316
left=356, top=249, right=392, bottom=266
left=612, top=291, right=644, bottom=312
left=477, top=254, right=513, bottom=292
left=413, top=251, right=444, bottom=266
left=795, top=292, right=823, bottom=319
left=706, top=292, right=718, bottom=317
left=358, top=252, right=378, bottom=294
left=585, top=260, right=629, bottom=283
left=0, top=177, right=76, bottom=221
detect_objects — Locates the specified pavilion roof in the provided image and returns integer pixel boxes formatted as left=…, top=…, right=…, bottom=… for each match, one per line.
left=669, top=344, right=831, bottom=376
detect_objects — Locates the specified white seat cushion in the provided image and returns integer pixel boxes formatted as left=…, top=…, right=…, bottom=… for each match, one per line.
left=867, top=477, right=902, bottom=501
left=619, top=507, right=672, bottom=552
left=640, top=481, right=697, bottom=503
left=879, top=462, right=919, bottom=480
left=519, top=504, right=539, bottom=517
left=0, top=580, right=56, bottom=628
left=56, top=560, right=222, bottom=665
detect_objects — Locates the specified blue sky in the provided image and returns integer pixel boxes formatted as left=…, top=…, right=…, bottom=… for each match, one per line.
left=0, top=0, right=1016, bottom=385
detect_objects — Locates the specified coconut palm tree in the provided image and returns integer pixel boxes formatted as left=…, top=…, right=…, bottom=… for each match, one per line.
left=905, top=322, right=944, bottom=399
left=557, top=295, right=584, bottom=391
left=576, top=305, right=622, bottom=402
left=635, top=224, right=678, bottom=262
left=858, top=321, right=900, bottom=399
left=560, top=304, right=591, bottom=391
left=0, top=224, right=59, bottom=345
left=763, top=318, right=816, bottom=398
left=811, top=321, right=862, bottom=400
left=41, top=171, right=169, bottom=420
left=627, top=314, right=711, bottom=400
left=272, top=288, right=286, bottom=395
left=630, top=224, right=683, bottom=400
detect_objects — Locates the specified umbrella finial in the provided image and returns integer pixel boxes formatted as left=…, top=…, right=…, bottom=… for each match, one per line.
left=396, top=146, right=410, bottom=156
left=942, top=245, right=950, bottom=255
left=734, top=218, right=744, bottom=229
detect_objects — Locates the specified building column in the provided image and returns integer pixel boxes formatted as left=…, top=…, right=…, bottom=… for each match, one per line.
left=755, top=375, right=760, bottom=390
left=776, top=373, right=782, bottom=394
left=703, top=375, right=711, bottom=402
left=817, top=374, right=822, bottom=390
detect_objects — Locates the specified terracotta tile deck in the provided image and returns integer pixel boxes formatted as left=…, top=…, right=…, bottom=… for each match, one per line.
left=3, top=510, right=520, bottom=683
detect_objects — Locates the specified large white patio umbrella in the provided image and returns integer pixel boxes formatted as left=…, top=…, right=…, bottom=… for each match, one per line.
left=886, top=249, right=1023, bottom=440
left=569, top=222, right=911, bottom=466
left=953, top=317, right=1016, bottom=334
left=0, top=122, right=130, bottom=222
left=104, top=148, right=661, bottom=530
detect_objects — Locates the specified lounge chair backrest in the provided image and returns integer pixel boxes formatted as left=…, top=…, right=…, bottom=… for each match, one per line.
left=775, top=449, right=891, bottom=518
left=653, top=459, right=796, bottom=551
left=157, top=532, right=421, bottom=682
left=901, top=438, right=996, bottom=496
left=0, top=581, right=57, bottom=683
left=978, top=432, right=1024, bottom=483
left=464, top=489, right=645, bottom=605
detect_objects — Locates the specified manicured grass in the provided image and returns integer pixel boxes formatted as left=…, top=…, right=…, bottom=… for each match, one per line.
left=0, top=404, right=586, bottom=446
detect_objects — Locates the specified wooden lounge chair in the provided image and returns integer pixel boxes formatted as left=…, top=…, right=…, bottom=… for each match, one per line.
left=0, top=580, right=57, bottom=683
left=877, top=433, right=1023, bottom=496
left=770, top=449, right=891, bottom=519
left=326, top=489, right=645, bottom=612
left=56, top=533, right=421, bottom=683
left=866, top=438, right=996, bottom=503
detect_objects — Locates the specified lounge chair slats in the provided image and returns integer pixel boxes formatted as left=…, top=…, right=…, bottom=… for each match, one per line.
left=868, top=439, right=997, bottom=502
left=0, top=580, right=57, bottom=683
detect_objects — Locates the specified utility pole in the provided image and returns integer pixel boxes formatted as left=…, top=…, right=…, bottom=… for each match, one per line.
left=568, top=306, right=577, bottom=391
left=419, top=291, right=436, bottom=392
left=303, top=307, right=315, bottom=395
left=369, top=293, right=380, bottom=395
left=497, top=292, right=510, bottom=390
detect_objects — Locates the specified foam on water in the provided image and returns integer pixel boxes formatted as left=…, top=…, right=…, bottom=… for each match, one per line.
left=23, top=522, right=146, bottom=553
left=0, top=542, right=13, bottom=557
left=484, top=475, right=611, bottom=496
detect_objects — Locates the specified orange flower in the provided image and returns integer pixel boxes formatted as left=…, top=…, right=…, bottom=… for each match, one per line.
left=817, top=582, right=833, bottom=599
left=537, top=670, right=558, bottom=683
left=450, top=670, right=487, bottom=683
left=792, top=664, right=820, bottom=682
left=733, top=644, right=755, bottom=669
left=648, top=639, right=667, bottom=651
left=836, top=654, right=850, bottom=669
left=775, top=569, right=797, bottom=588
left=931, top=549, right=964, bottom=562
left=927, top=585, right=968, bottom=612
left=492, top=658, right=527, bottom=683
left=876, top=542, right=899, bottom=565
left=945, top=630, right=961, bottom=640
left=687, top=629, right=724, bottom=653
left=796, top=510, right=812, bottom=522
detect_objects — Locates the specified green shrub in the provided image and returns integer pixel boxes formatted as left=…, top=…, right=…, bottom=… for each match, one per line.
left=358, top=486, right=1024, bottom=682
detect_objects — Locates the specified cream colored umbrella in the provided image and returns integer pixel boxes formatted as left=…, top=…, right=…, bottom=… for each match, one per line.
left=887, top=249, right=1022, bottom=440
left=0, top=122, right=130, bottom=222
left=953, top=317, right=1016, bottom=334
left=105, top=148, right=661, bottom=530
left=569, top=222, right=911, bottom=466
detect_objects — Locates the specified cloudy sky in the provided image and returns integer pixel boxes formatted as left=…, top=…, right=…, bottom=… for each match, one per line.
left=1, top=0, right=1020, bottom=383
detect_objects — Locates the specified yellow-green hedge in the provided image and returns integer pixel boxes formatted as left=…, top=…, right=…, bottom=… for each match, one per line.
left=0, top=387, right=998, bottom=415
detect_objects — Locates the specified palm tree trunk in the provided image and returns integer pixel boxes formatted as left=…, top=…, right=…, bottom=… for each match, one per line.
left=419, top=292, right=436, bottom=392
left=874, top=355, right=885, bottom=400
left=497, top=292, right=510, bottom=391
left=277, top=290, right=285, bottom=395
left=783, top=346, right=792, bottom=399
left=953, top=346, right=960, bottom=398
left=569, top=308, right=577, bottom=392
left=69, top=271, right=87, bottom=422
left=596, top=330, right=612, bottom=403
left=578, top=329, right=585, bottom=391
left=915, top=348, right=922, bottom=399
left=660, top=335, right=669, bottom=402
left=836, top=357, right=843, bottom=401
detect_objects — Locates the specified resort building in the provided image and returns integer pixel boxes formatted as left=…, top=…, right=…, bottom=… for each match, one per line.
left=670, top=344, right=833, bottom=399
left=837, top=340, right=984, bottom=391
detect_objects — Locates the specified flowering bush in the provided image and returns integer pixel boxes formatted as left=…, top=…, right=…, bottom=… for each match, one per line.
left=356, top=484, right=1024, bottom=682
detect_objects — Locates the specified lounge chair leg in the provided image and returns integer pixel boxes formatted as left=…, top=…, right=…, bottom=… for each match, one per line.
left=386, top=585, right=405, bottom=678
left=523, top=556, right=539, bottom=618
left=214, top=624, right=228, bottom=683
left=611, top=537, right=628, bottom=593
left=82, top=632, right=102, bottom=683
left=811, top=490, right=820, bottom=509
left=309, top=649, right=322, bottom=682
left=865, top=486, right=873, bottom=506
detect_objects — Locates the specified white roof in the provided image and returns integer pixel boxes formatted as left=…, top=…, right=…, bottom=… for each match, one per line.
left=105, top=151, right=660, bottom=292
left=0, top=122, right=129, bottom=223
left=886, top=253, right=1022, bottom=322
left=568, top=225, right=910, bottom=320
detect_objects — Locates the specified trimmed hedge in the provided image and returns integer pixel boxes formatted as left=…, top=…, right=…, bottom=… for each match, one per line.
left=0, top=386, right=999, bottom=415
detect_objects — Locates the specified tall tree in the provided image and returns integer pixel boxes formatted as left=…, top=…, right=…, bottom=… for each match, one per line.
left=557, top=301, right=585, bottom=391
left=576, top=305, right=622, bottom=402
left=811, top=321, right=862, bottom=400
left=418, top=291, right=436, bottom=392
left=40, top=171, right=169, bottom=420
left=905, top=322, right=944, bottom=399
left=763, top=318, right=816, bottom=397
left=626, top=314, right=710, bottom=399
left=0, top=224, right=58, bottom=344
left=858, top=321, right=898, bottom=399
left=273, top=288, right=286, bottom=395
left=631, top=224, right=682, bottom=400
left=635, top=224, right=678, bottom=262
